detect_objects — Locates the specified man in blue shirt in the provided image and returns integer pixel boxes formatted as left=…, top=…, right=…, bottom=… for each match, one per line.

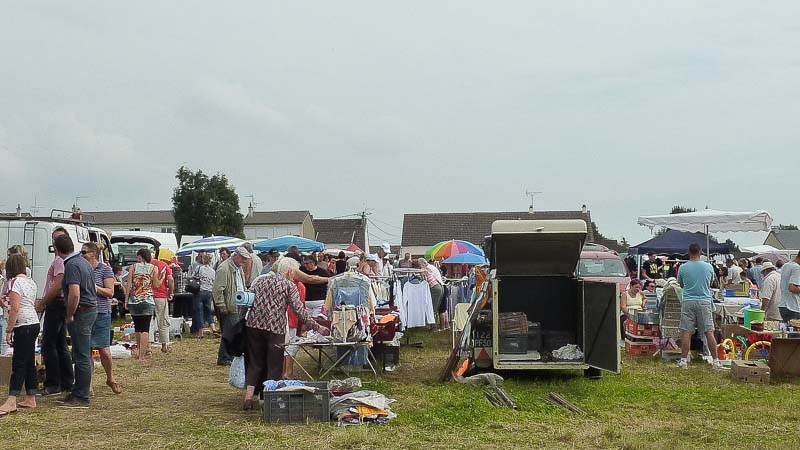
left=55, top=234, right=98, bottom=408
left=676, top=243, right=722, bottom=370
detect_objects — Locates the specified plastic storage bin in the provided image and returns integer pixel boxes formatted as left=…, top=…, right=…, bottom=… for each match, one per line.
left=263, top=381, right=330, bottom=424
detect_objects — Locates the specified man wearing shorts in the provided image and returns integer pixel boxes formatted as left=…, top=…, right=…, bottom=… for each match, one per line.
left=676, top=243, right=722, bottom=370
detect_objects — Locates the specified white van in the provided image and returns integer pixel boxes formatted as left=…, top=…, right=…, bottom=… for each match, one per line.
left=0, top=212, right=114, bottom=297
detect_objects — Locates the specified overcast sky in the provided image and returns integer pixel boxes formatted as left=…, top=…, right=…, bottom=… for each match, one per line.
left=1, top=2, right=798, bottom=246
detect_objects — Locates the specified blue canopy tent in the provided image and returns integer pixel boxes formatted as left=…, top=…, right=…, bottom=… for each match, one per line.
left=629, top=230, right=730, bottom=256
left=254, top=235, right=325, bottom=253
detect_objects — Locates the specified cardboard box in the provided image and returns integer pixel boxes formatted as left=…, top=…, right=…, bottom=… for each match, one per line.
left=731, top=360, right=770, bottom=384
left=0, top=355, right=12, bottom=386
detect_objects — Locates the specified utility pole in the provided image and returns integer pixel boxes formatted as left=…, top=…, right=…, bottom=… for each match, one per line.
left=525, top=190, right=542, bottom=214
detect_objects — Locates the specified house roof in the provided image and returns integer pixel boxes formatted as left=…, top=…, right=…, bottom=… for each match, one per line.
left=766, top=229, right=800, bottom=250
left=313, top=218, right=366, bottom=250
left=85, top=210, right=175, bottom=225
left=244, top=211, right=310, bottom=225
left=401, top=210, right=594, bottom=247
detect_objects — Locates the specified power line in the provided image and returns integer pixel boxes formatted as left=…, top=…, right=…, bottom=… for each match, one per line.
left=369, top=217, right=403, bottom=231
left=367, top=219, right=401, bottom=238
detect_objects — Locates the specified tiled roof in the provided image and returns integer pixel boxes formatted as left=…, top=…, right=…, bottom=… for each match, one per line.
left=313, top=218, right=366, bottom=250
left=244, top=211, right=310, bottom=225
left=85, top=210, right=175, bottom=225
left=767, top=229, right=800, bottom=250
left=401, top=211, right=594, bottom=247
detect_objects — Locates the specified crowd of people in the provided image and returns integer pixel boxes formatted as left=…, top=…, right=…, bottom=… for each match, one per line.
left=0, top=227, right=127, bottom=414
left=620, top=246, right=800, bottom=370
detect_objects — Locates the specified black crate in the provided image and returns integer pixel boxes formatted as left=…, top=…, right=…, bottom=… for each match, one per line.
left=263, top=381, right=330, bottom=424
left=498, top=336, right=528, bottom=354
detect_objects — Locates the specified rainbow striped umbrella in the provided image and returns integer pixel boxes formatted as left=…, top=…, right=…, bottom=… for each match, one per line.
left=424, top=240, right=484, bottom=260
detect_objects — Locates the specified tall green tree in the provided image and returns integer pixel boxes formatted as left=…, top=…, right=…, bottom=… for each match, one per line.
left=172, top=167, right=244, bottom=238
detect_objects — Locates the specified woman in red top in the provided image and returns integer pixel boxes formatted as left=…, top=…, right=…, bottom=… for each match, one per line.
left=282, top=268, right=306, bottom=380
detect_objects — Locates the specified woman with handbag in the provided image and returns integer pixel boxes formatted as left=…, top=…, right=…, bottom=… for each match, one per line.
left=190, top=253, right=216, bottom=336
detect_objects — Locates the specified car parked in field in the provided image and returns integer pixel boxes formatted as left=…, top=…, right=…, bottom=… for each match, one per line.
left=577, top=249, right=631, bottom=295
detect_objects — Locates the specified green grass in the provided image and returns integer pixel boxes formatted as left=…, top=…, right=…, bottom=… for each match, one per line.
left=1, top=330, right=798, bottom=450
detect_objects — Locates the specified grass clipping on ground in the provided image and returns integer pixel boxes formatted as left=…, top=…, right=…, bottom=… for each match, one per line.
left=1, top=331, right=799, bottom=450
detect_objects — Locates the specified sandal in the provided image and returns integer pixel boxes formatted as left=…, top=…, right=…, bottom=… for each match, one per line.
left=107, top=381, right=123, bottom=394
left=0, top=409, right=16, bottom=418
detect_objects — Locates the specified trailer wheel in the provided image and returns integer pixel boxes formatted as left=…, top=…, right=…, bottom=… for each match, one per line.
left=584, top=367, right=602, bottom=379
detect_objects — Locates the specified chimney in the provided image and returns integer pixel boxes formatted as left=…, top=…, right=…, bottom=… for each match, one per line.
left=16, top=203, right=22, bottom=217
left=581, top=204, right=587, bottom=214
left=247, top=202, right=255, bottom=218
left=528, top=205, right=534, bottom=214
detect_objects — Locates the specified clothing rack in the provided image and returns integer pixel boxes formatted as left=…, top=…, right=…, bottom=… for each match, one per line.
left=392, top=269, right=428, bottom=348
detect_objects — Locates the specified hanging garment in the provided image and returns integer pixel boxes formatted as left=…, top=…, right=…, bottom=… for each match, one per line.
left=402, top=279, right=435, bottom=328
left=393, top=280, right=405, bottom=325
left=325, top=272, right=376, bottom=313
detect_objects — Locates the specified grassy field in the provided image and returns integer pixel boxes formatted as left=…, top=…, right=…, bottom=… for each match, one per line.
left=1, top=330, right=798, bottom=450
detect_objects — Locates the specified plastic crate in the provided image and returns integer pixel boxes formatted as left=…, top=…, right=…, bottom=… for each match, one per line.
left=625, top=320, right=660, bottom=337
left=263, top=381, right=330, bottom=424
left=625, top=340, right=658, bottom=356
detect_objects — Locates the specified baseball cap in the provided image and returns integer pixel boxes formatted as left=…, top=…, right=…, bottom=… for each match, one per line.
left=233, top=247, right=252, bottom=259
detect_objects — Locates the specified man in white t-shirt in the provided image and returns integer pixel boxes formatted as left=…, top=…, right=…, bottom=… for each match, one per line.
left=726, top=260, right=742, bottom=284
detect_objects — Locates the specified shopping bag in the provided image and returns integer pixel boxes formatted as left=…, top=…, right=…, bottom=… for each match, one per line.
left=229, top=356, right=246, bottom=389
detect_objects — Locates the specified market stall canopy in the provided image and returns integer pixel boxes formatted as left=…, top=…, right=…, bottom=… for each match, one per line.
left=254, top=235, right=324, bottom=253
left=637, top=209, right=773, bottom=233
left=424, top=239, right=484, bottom=260
left=741, top=244, right=788, bottom=255
left=442, top=253, right=488, bottom=265
left=176, top=236, right=245, bottom=256
left=345, top=243, right=362, bottom=253
left=629, top=230, right=729, bottom=255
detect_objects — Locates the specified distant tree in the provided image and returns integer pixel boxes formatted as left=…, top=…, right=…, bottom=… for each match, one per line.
left=724, top=239, right=740, bottom=253
left=172, top=167, right=244, bottom=239
left=778, top=224, right=799, bottom=230
left=670, top=205, right=697, bottom=215
left=590, top=222, right=608, bottom=241
left=619, top=236, right=630, bottom=252
left=656, top=206, right=699, bottom=235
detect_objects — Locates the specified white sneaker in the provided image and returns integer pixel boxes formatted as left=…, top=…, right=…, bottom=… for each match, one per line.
left=711, top=360, right=725, bottom=371
left=675, top=359, right=688, bottom=369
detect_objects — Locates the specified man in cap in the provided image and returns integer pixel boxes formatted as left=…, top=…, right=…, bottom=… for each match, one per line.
left=212, top=246, right=250, bottom=365
left=759, top=262, right=782, bottom=321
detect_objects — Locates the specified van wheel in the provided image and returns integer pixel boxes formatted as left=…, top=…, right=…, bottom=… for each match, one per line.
left=584, top=367, right=601, bottom=379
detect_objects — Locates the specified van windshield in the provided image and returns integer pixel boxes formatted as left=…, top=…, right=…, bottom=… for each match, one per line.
left=577, top=258, right=628, bottom=277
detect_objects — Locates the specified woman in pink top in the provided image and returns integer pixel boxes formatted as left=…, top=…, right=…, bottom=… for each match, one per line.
left=419, top=258, right=446, bottom=331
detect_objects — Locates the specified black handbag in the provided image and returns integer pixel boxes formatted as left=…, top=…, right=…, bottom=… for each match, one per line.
left=185, top=267, right=201, bottom=294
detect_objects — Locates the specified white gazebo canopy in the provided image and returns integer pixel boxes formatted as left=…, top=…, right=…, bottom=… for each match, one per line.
left=637, top=209, right=773, bottom=234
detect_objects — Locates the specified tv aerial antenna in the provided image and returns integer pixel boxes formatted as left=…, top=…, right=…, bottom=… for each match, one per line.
left=525, top=189, right=542, bottom=213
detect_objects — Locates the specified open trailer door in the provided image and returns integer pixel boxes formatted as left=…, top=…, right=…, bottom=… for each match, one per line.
left=582, top=280, right=620, bottom=374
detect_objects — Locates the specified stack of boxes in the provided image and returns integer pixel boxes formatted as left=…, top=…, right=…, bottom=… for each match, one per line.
left=624, top=314, right=659, bottom=356
left=497, top=312, right=529, bottom=354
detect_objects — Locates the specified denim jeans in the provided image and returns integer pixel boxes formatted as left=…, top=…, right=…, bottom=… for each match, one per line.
left=192, top=290, right=213, bottom=333
left=41, top=302, right=74, bottom=392
left=217, top=312, right=240, bottom=365
left=68, top=308, right=97, bottom=402
left=8, top=323, right=41, bottom=396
